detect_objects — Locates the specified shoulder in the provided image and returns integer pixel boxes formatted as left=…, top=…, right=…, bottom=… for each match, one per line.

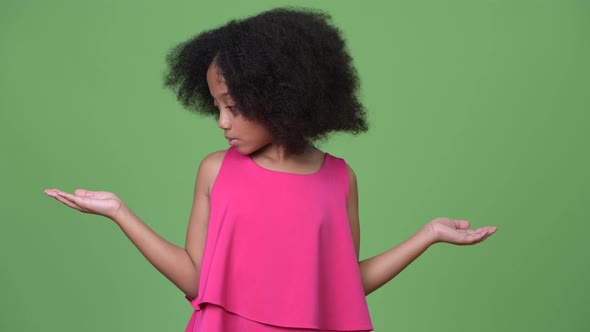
left=329, top=150, right=356, bottom=185
left=345, top=163, right=358, bottom=190
left=200, top=149, right=228, bottom=169
left=345, top=163, right=356, bottom=180
left=325, top=150, right=358, bottom=196
left=325, top=150, right=357, bottom=187
left=325, top=150, right=354, bottom=176
left=197, top=149, right=229, bottom=196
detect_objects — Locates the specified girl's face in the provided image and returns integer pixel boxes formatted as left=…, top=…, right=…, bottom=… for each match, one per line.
left=206, top=62, right=273, bottom=155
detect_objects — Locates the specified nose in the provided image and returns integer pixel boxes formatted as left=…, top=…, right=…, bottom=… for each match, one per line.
left=217, top=108, right=231, bottom=129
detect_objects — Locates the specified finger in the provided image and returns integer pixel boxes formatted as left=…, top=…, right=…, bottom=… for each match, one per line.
left=74, top=189, right=99, bottom=198
left=458, top=228, right=484, bottom=235
left=477, top=228, right=496, bottom=241
left=52, top=193, right=84, bottom=211
left=480, top=226, right=497, bottom=233
left=56, top=191, right=88, bottom=210
left=46, top=189, right=72, bottom=199
left=44, top=189, right=59, bottom=198
left=49, top=189, right=71, bottom=197
left=478, top=233, right=492, bottom=243
left=479, top=228, right=497, bottom=242
left=464, top=231, right=487, bottom=245
left=469, top=227, right=489, bottom=234
left=475, top=227, right=495, bottom=237
left=74, top=189, right=90, bottom=197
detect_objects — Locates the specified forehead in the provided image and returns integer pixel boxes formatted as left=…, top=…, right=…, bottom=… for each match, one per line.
left=206, top=62, right=231, bottom=100
left=206, top=62, right=225, bottom=83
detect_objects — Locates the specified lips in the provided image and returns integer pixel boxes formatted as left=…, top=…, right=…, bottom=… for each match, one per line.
left=225, top=136, right=238, bottom=146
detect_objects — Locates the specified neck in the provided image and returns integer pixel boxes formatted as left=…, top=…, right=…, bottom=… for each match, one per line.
left=251, top=143, right=316, bottom=163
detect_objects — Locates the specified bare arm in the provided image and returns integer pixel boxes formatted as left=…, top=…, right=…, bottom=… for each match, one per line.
left=114, top=151, right=225, bottom=300
left=357, top=226, right=434, bottom=296
left=182, top=150, right=225, bottom=299
left=45, top=150, right=225, bottom=300
left=113, top=205, right=200, bottom=298
left=345, top=165, right=497, bottom=296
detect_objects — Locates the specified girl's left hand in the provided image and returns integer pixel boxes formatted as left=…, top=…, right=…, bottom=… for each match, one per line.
left=426, top=217, right=497, bottom=245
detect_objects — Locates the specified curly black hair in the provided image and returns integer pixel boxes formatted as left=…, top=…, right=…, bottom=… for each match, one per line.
left=163, top=6, right=368, bottom=154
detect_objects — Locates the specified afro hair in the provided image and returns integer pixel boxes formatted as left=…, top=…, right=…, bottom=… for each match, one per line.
left=163, top=6, right=368, bottom=154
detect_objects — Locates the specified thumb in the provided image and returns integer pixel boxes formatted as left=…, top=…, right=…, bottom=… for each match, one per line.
left=454, top=219, right=470, bottom=229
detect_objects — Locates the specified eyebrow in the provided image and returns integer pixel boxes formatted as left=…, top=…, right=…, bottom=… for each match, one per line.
left=212, top=92, right=231, bottom=99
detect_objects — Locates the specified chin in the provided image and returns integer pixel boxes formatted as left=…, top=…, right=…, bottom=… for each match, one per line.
left=233, top=145, right=254, bottom=155
left=234, top=143, right=269, bottom=156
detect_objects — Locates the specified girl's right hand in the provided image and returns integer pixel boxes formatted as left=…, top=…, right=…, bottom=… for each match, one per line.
left=44, top=188, right=125, bottom=221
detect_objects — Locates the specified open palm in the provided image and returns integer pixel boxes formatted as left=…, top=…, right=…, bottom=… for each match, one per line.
left=428, top=217, right=497, bottom=245
left=44, top=188, right=124, bottom=220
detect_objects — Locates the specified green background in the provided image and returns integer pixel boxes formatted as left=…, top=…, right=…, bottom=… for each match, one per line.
left=1, top=0, right=588, bottom=331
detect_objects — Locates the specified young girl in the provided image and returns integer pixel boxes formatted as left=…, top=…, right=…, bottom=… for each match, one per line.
left=44, top=7, right=497, bottom=332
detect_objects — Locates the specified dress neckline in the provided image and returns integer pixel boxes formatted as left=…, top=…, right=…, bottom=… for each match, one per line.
left=247, top=151, right=329, bottom=176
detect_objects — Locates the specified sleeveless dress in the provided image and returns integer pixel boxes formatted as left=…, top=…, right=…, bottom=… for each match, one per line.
left=184, top=147, right=374, bottom=331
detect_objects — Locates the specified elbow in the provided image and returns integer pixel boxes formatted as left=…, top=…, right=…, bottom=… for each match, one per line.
left=185, top=291, right=198, bottom=301
left=363, top=285, right=375, bottom=296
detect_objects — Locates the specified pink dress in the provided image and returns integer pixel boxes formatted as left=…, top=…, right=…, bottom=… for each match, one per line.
left=184, top=147, right=374, bottom=331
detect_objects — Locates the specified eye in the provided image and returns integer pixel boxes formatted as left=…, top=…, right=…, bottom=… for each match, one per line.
left=226, top=105, right=240, bottom=115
